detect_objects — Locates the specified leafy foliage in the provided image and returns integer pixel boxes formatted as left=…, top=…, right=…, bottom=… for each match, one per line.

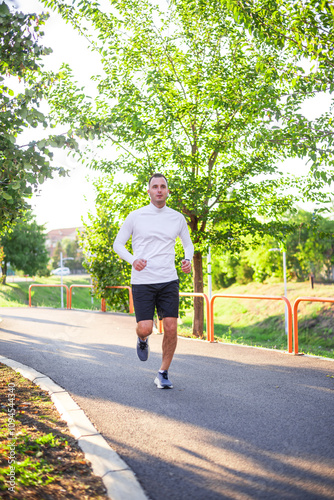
left=212, top=209, right=334, bottom=287
left=41, top=0, right=334, bottom=333
left=287, top=209, right=334, bottom=280
left=42, top=0, right=334, bottom=245
left=0, top=1, right=77, bottom=233
left=220, top=0, right=334, bottom=187
left=78, top=179, right=132, bottom=312
left=0, top=212, right=49, bottom=282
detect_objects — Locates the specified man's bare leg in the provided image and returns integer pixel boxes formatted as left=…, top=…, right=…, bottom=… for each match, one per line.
left=160, top=317, right=178, bottom=371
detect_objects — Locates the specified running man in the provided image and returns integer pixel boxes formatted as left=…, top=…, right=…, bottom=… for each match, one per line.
left=113, top=173, right=194, bottom=389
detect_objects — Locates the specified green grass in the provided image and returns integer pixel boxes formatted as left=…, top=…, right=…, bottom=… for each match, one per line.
left=179, top=280, right=334, bottom=359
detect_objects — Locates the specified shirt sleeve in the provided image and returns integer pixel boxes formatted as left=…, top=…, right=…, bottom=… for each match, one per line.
left=113, top=215, right=136, bottom=266
left=179, top=216, right=194, bottom=261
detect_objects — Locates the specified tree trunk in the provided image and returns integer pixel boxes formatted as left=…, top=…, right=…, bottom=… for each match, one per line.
left=1, top=262, right=7, bottom=285
left=192, top=251, right=204, bottom=337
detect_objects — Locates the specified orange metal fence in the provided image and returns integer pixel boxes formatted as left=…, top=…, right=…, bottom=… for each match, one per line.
left=101, top=286, right=134, bottom=314
left=158, top=292, right=211, bottom=341
left=28, top=283, right=334, bottom=356
left=29, top=284, right=134, bottom=313
left=293, top=296, right=334, bottom=355
left=29, top=284, right=69, bottom=309
left=210, top=294, right=293, bottom=353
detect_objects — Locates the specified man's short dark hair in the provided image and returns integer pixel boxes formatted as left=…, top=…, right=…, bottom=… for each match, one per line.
left=148, top=173, right=168, bottom=187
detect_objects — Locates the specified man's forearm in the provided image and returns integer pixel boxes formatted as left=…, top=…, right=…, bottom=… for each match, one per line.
left=113, top=238, right=135, bottom=266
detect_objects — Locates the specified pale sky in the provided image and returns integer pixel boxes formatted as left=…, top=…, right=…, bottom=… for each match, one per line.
left=15, top=0, right=334, bottom=231
left=17, top=0, right=106, bottom=231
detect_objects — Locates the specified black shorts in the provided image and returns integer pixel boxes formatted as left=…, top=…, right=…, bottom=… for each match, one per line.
left=132, top=279, right=179, bottom=323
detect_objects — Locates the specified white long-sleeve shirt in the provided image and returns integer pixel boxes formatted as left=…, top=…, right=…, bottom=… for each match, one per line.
left=113, top=203, right=194, bottom=284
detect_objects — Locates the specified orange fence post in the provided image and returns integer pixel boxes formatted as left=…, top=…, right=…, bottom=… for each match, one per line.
left=29, top=284, right=69, bottom=309
left=293, top=296, right=334, bottom=355
left=180, top=292, right=211, bottom=341
left=210, top=294, right=293, bottom=353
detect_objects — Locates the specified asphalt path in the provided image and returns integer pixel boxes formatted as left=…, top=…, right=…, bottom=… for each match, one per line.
left=1, top=307, right=334, bottom=500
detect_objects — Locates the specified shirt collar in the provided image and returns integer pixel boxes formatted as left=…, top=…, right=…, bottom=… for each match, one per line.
left=149, top=202, right=167, bottom=212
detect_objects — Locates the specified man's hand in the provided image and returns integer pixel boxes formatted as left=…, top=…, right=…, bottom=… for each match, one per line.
left=133, top=258, right=147, bottom=271
left=181, top=259, right=192, bottom=274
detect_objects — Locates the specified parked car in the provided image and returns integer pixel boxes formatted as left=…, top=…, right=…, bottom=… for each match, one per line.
left=51, top=267, right=70, bottom=276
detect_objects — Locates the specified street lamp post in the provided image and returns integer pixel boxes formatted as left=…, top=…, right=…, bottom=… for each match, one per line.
left=269, top=248, right=288, bottom=336
left=59, top=252, right=74, bottom=308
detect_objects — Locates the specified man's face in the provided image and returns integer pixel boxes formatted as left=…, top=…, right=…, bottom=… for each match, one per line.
left=148, top=177, right=169, bottom=208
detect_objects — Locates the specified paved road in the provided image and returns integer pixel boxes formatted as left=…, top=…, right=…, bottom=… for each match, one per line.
left=1, top=307, right=334, bottom=500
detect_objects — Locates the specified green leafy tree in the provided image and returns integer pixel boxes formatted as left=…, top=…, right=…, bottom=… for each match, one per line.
left=0, top=1, right=77, bottom=233
left=211, top=210, right=334, bottom=286
left=211, top=253, right=240, bottom=289
left=0, top=213, right=49, bottom=283
left=41, top=0, right=332, bottom=335
left=220, top=0, right=334, bottom=187
left=211, top=235, right=281, bottom=287
left=286, top=210, right=334, bottom=281
left=63, top=237, right=84, bottom=271
left=79, top=181, right=132, bottom=312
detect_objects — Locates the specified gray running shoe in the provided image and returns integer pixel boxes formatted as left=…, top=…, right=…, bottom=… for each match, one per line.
left=154, top=370, right=173, bottom=389
left=136, top=337, right=150, bottom=361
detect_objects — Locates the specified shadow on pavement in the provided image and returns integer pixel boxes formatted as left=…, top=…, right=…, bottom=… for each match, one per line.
left=1, top=309, right=334, bottom=499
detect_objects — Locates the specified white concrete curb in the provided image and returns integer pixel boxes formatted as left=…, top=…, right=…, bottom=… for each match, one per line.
left=0, top=355, right=149, bottom=500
